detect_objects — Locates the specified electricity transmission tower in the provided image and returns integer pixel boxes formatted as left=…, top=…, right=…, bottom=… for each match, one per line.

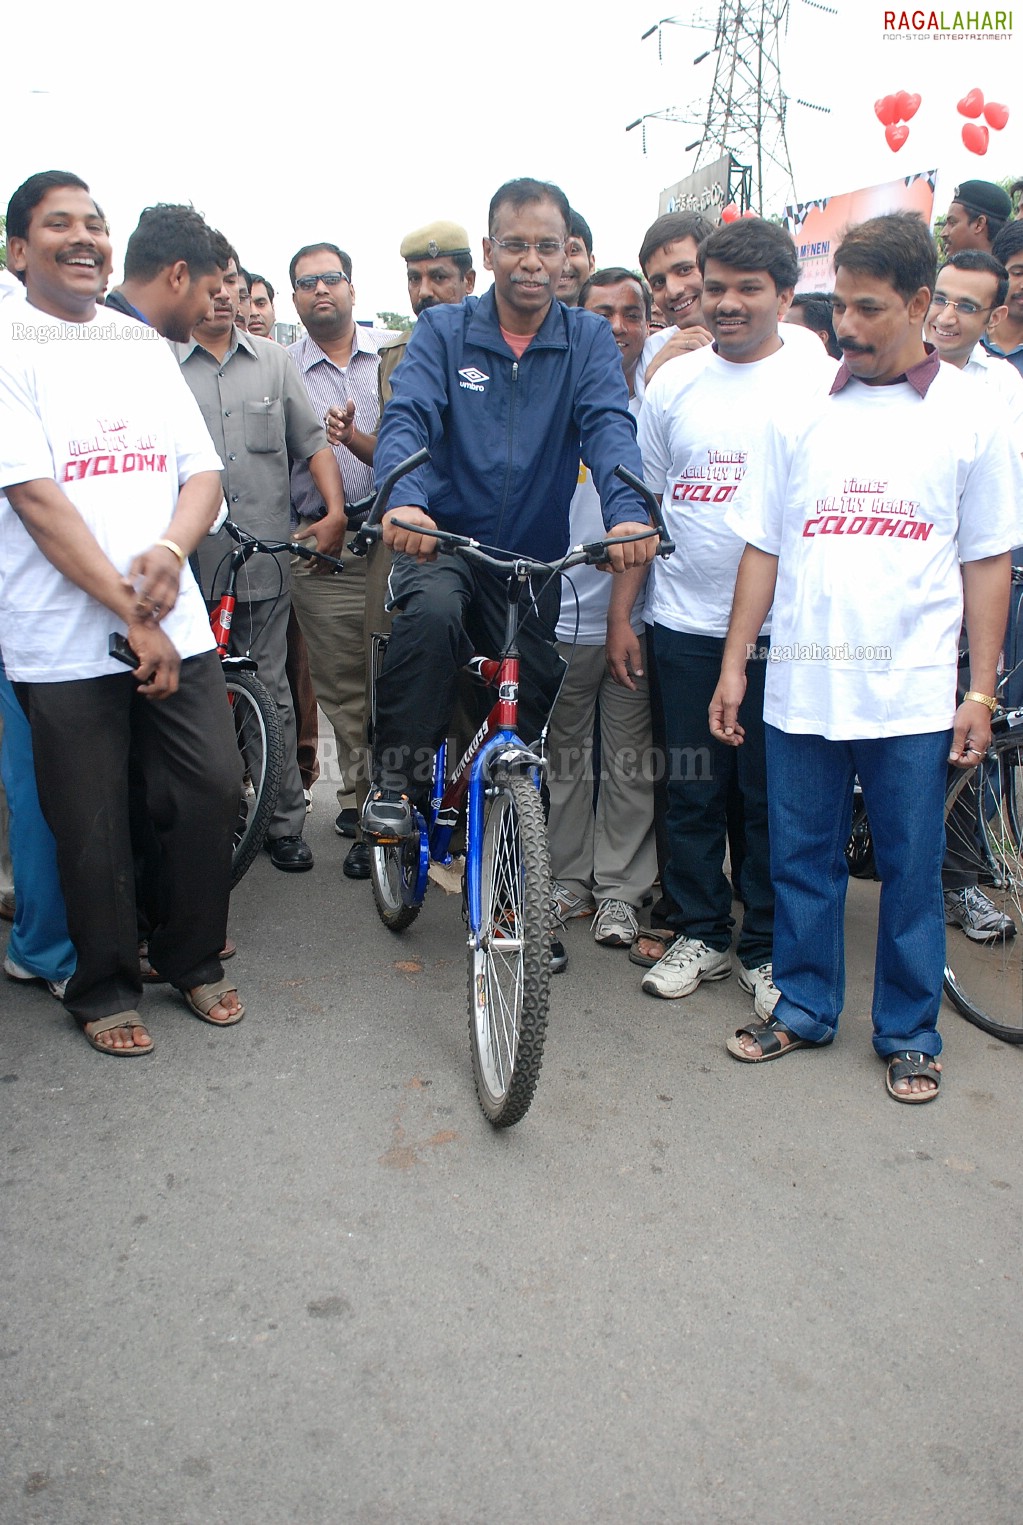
left=631, top=6, right=799, bottom=215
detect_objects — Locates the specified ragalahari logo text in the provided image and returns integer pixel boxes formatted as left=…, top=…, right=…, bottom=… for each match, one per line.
left=883, top=8, right=1012, bottom=38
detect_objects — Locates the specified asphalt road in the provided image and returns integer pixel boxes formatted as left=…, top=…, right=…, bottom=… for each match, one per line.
left=2, top=787, right=1022, bottom=1525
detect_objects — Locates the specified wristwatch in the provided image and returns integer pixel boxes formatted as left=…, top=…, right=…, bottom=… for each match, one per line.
left=963, top=690, right=997, bottom=713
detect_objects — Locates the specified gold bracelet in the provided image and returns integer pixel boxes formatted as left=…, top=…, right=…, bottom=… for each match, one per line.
left=153, top=538, right=186, bottom=568
left=963, top=690, right=997, bottom=713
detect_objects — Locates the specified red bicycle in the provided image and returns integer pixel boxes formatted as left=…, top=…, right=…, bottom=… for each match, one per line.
left=208, top=521, right=341, bottom=885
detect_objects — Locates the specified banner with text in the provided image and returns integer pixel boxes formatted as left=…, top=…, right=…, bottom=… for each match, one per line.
left=783, top=171, right=938, bottom=291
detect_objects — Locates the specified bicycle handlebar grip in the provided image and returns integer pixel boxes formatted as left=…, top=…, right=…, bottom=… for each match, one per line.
left=287, top=541, right=344, bottom=573
left=613, top=463, right=674, bottom=554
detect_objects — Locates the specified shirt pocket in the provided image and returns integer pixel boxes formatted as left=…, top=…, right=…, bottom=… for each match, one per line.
left=242, top=398, right=285, bottom=453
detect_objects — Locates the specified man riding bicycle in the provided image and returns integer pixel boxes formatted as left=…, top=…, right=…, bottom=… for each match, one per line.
left=363, top=178, right=656, bottom=921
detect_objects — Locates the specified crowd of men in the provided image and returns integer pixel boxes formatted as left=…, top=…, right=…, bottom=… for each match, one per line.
left=1, top=165, right=1022, bottom=1103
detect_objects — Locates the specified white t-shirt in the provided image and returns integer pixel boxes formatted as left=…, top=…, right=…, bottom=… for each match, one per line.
left=557, top=394, right=646, bottom=643
left=634, top=327, right=676, bottom=403
left=0, top=303, right=222, bottom=682
left=726, top=361, right=1023, bottom=739
left=638, top=333, right=838, bottom=638
left=963, top=345, right=1023, bottom=451
left=635, top=311, right=828, bottom=402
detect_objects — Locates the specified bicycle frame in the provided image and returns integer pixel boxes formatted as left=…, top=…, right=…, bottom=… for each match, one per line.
left=375, top=573, right=546, bottom=943
left=209, top=538, right=263, bottom=657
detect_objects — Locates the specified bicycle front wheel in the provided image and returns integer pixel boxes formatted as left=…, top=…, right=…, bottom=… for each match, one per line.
left=468, top=769, right=551, bottom=1127
left=225, top=670, right=283, bottom=888
left=942, top=731, right=1023, bottom=1042
left=370, top=835, right=425, bottom=932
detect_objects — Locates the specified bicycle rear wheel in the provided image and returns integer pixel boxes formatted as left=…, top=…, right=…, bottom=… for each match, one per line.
left=468, top=769, right=551, bottom=1127
left=225, top=670, right=283, bottom=888
left=942, top=730, right=1023, bottom=1042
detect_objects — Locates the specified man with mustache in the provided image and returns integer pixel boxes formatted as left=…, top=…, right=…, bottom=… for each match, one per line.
left=364, top=177, right=655, bottom=973
left=710, top=211, right=1023, bottom=1102
left=376, top=222, right=476, bottom=408
left=986, top=221, right=1023, bottom=379
left=636, top=218, right=836, bottom=1007
left=247, top=275, right=276, bottom=339
left=173, top=235, right=346, bottom=872
left=287, top=242, right=386, bottom=879
left=0, top=170, right=244, bottom=1052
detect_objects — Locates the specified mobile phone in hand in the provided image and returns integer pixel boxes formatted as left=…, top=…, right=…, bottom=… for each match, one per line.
left=108, top=632, right=139, bottom=668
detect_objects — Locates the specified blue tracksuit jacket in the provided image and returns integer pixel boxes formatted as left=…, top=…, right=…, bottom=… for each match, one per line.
left=373, top=289, right=647, bottom=560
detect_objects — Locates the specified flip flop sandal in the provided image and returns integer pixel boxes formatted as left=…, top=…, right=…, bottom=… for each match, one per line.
left=141, top=939, right=237, bottom=983
left=726, top=1015, right=822, bottom=1063
left=628, top=926, right=679, bottom=969
left=886, top=1050, right=941, bottom=1104
left=80, top=1011, right=154, bottom=1057
left=182, top=978, right=245, bottom=1026
left=139, top=942, right=167, bottom=983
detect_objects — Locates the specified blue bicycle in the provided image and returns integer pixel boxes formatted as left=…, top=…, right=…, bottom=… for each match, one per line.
left=351, top=454, right=672, bottom=1125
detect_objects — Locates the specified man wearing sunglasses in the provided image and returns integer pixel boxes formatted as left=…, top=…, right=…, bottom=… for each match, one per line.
left=287, top=243, right=389, bottom=878
left=363, top=178, right=655, bottom=976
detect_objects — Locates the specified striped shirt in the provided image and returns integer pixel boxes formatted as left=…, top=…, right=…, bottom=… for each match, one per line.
left=288, top=326, right=384, bottom=515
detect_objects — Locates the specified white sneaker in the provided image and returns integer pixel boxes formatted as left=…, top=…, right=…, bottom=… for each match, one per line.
left=592, top=899, right=639, bottom=947
left=641, top=937, right=731, bottom=999
left=943, top=886, right=1017, bottom=943
left=551, top=881, right=596, bottom=923
left=737, top=961, right=780, bottom=1019
left=3, top=954, right=68, bottom=1001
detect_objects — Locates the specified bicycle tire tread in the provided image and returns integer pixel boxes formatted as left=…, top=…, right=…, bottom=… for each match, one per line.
left=468, top=770, right=551, bottom=1127
left=226, top=671, right=284, bottom=888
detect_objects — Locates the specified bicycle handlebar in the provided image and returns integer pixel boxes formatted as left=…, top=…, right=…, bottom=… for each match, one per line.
left=381, top=521, right=666, bottom=579
left=347, top=449, right=675, bottom=564
left=222, top=518, right=344, bottom=573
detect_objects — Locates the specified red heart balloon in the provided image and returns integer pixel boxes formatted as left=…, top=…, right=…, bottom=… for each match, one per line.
left=957, top=88, right=984, bottom=118
left=720, top=203, right=739, bottom=224
left=874, top=95, right=897, bottom=126
left=885, top=122, right=910, bottom=152
left=894, top=90, right=921, bottom=121
left=962, top=121, right=990, bottom=155
left=983, top=101, right=1009, bottom=131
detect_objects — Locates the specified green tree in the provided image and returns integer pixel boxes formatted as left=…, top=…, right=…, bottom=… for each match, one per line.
left=0, top=213, right=6, bottom=270
left=377, top=310, right=414, bottom=332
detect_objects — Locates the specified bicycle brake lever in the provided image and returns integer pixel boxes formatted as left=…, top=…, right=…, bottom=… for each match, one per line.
left=347, top=523, right=380, bottom=557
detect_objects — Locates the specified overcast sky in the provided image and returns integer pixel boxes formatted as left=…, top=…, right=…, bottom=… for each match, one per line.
left=4, top=2, right=1020, bottom=326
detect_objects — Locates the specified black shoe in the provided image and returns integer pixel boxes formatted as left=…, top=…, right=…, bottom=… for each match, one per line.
left=335, top=808, right=358, bottom=838
left=550, top=937, right=568, bottom=975
left=362, top=786, right=415, bottom=843
left=266, top=835, right=314, bottom=872
left=343, top=841, right=371, bottom=879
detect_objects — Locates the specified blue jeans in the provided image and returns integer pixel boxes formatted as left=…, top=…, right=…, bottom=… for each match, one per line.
left=764, top=725, right=950, bottom=1058
left=0, top=667, right=76, bottom=985
left=652, top=627, right=772, bottom=967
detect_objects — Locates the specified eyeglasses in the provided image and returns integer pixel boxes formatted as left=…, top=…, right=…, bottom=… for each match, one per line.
left=489, top=238, right=565, bottom=258
left=930, top=293, right=993, bottom=317
left=294, top=271, right=349, bottom=292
